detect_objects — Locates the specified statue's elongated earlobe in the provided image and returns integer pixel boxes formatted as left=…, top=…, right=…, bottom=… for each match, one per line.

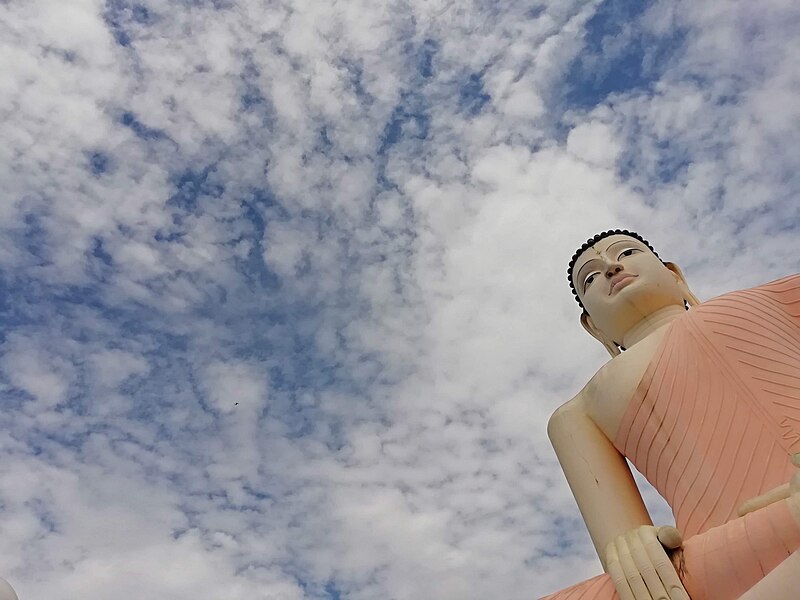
left=601, top=340, right=622, bottom=358
left=581, top=312, right=621, bottom=357
left=685, top=289, right=701, bottom=307
left=665, top=262, right=701, bottom=307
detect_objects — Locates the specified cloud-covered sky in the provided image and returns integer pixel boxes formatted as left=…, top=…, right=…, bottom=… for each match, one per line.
left=1, top=0, right=799, bottom=597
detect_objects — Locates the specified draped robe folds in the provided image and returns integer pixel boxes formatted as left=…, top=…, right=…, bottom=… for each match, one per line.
left=541, top=274, right=800, bottom=600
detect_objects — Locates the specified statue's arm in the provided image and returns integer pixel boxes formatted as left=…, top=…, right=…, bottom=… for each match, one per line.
left=548, top=399, right=690, bottom=599
left=547, top=397, right=653, bottom=566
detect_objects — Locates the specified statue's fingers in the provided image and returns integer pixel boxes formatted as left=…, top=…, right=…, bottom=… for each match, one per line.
left=642, top=527, right=688, bottom=600
left=617, top=536, right=652, bottom=599
left=626, top=528, right=668, bottom=600
left=606, top=542, right=636, bottom=600
left=737, top=484, right=791, bottom=517
left=656, top=526, right=682, bottom=550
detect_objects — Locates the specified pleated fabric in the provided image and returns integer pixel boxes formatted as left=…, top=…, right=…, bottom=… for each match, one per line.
left=539, top=274, right=800, bottom=600
left=614, top=273, right=800, bottom=537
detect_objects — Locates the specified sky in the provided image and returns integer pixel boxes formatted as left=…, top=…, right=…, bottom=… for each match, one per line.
left=1, top=0, right=799, bottom=598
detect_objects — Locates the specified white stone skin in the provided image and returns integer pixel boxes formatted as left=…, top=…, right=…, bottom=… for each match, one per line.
left=0, top=577, right=17, bottom=600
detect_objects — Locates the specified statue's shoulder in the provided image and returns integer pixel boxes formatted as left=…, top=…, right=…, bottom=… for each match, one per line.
left=562, top=333, right=667, bottom=440
left=547, top=392, right=588, bottom=434
left=703, top=273, right=800, bottom=305
left=687, top=273, right=800, bottom=334
left=756, top=272, right=800, bottom=288
left=748, top=273, right=800, bottom=297
left=548, top=358, right=622, bottom=425
left=584, top=344, right=650, bottom=399
left=547, top=363, right=634, bottom=444
left=548, top=356, right=627, bottom=420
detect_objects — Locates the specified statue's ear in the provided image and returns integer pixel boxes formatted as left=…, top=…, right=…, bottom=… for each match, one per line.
left=581, top=312, right=620, bottom=357
left=665, top=262, right=701, bottom=306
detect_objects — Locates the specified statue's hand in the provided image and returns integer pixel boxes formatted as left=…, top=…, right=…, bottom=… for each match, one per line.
left=737, top=452, right=800, bottom=517
left=605, top=525, right=689, bottom=600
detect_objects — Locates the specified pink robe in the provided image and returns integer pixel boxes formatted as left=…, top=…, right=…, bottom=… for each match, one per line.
left=541, top=274, right=800, bottom=599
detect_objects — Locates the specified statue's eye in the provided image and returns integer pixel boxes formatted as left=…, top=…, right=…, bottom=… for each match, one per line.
left=618, top=248, right=640, bottom=259
left=584, top=272, right=598, bottom=291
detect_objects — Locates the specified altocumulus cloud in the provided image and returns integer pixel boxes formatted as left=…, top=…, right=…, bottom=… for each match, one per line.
left=0, top=0, right=799, bottom=598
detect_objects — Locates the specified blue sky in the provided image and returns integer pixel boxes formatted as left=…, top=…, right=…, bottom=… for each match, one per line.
left=1, top=0, right=799, bottom=598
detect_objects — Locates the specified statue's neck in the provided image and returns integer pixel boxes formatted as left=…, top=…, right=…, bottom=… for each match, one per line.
left=622, top=305, right=688, bottom=350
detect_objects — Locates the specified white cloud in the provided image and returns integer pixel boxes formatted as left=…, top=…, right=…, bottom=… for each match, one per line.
left=1, top=335, right=75, bottom=411
left=201, top=360, right=268, bottom=416
left=1, top=0, right=798, bottom=598
left=566, top=120, right=620, bottom=167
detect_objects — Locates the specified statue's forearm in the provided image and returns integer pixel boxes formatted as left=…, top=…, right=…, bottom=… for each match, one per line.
left=677, top=498, right=800, bottom=599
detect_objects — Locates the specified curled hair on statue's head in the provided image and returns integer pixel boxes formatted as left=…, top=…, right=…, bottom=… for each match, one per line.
left=566, top=229, right=662, bottom=314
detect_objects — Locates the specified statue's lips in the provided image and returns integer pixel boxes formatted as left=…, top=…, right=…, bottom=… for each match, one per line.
left=609, top=274, right=638, bottom=295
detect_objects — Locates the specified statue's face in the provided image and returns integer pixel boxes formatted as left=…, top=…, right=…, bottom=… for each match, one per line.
left=572, top=234, right=686, bottom=344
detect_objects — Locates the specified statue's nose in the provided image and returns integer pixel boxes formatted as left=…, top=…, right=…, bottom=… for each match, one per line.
left=606, top=264, right=623, bottom=278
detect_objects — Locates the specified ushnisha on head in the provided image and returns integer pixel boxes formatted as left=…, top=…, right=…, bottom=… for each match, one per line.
left=567, top=229, right=701, bottom=357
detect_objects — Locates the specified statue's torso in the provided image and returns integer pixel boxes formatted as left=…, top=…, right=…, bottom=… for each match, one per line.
left=543, top=275, right=800, bottom=600
left=571, top=274, right=800, bottom=536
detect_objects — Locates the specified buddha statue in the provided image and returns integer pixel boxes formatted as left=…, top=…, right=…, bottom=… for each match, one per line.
left=540, top=230, right=800, bottom=600
left=0, top=577, right=17, bottom=600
